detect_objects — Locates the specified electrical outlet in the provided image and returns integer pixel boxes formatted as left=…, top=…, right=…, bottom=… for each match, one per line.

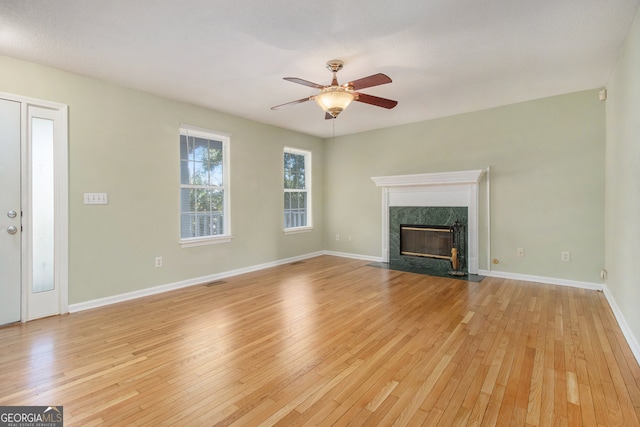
left=335, top=234, right=340, bottom=241
left=155, top=257, right=163, bottom=268
left=561, top=251, right=570, bottom=262
left=517, top=248, right=524, bottom=257
left=600, top=269, right=607, bottom=280
left=348, top=235, right=352, bottom=242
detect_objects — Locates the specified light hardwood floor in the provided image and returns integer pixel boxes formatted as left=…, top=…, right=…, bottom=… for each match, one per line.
left=1, top=255, right=639, bottom=426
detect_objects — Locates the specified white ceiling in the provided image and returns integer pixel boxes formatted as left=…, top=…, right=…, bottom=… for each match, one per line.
left=1, top=0, right=638, bottom=138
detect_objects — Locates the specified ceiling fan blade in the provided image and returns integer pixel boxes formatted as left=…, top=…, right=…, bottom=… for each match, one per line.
left=346, top=73, right=392, bottom=91
left=271, top=97, right=312, bottom=110
left=355, top=93, right=398, bottom=109
left=283, top=77, right=325, bottom=89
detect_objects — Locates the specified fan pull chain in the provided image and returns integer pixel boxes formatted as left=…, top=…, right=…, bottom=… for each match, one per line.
left=332, top=117, right=335, bottom=142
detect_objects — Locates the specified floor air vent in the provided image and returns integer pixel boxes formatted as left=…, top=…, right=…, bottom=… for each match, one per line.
left=203, top=280, right=226, bottom=287
left=290, top=261, right=305, bottom=265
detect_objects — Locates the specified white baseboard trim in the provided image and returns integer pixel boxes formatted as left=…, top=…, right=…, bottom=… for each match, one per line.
left=322, top=250, right=383, bottom=262
left=601, top=285, right=640, bottom=365
left=68, top=251, right=325, bottom=313
left=477, top=269, right=604, bottom=291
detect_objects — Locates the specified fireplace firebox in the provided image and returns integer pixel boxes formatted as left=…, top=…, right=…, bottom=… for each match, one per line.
left=400, top=225, right=452, bottom=260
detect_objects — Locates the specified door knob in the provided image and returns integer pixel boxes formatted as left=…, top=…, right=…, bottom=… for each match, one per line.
left=7, top=210, right=17, bottom=218
left=7, top=226, right=17, bottom=235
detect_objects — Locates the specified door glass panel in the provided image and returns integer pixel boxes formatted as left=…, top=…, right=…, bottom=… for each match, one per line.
left=31, top=117, right=54, bottom=293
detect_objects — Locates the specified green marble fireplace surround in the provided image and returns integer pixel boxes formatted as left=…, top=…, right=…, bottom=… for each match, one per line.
left=390, top=206, right=468, bottom=274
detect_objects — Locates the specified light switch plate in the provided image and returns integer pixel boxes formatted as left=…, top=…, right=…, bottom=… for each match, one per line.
left=84, top=193, right=108, bottom=205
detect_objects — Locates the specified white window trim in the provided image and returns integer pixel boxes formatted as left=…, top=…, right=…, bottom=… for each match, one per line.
left=284, top=146, right=312, bottom=234
left=284, top=226, right=314, bottom=235
left=180, top=234, right=233, bottom=248
left=179, top=124, right=232, bottom=247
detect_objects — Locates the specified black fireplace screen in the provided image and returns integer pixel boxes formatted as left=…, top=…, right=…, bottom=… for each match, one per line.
left=400, top=225, right=453, bottom=259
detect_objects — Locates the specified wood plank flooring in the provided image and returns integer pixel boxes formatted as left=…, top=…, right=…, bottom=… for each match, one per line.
left=1, top=255, right=639, bottom=426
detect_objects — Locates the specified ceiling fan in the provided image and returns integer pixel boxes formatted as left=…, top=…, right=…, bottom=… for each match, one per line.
left=271, top=60, right=398, bottom=119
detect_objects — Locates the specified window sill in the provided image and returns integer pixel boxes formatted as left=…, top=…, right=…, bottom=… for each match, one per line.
left=180, top=235, right=233, bottom=248
left=284, top=226, right=313, bottom=235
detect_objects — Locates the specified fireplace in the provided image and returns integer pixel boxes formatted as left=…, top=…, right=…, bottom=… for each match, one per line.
left=371, top=169, right=485, bottom=274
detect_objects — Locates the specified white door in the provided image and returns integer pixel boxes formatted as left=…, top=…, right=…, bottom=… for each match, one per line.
left=0, top=94, right=68, bottom=324
left=0, top=98, right=22, bottom=325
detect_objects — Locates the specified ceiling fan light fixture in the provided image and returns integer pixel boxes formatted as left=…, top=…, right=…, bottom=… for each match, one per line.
left=314, top=86, right=355, bottom=118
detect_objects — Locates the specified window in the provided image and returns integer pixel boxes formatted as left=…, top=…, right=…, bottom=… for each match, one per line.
left=284, top=147, right=311, bottom=231
left=180, top=126, right=231, bottom=246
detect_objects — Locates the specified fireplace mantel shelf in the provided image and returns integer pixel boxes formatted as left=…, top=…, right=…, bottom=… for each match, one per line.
left=371, top=169, right=484, bottom=188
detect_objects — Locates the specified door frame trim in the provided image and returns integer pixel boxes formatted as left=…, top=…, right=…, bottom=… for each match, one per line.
left=1, top=91, right=69, bottom=320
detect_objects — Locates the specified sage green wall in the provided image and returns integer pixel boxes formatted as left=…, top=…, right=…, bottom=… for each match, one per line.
left=605, top=7, right=640, bottom=346
left=324, top=90, right=605, bottom=283
left=0, top=55, right=324, bottom=304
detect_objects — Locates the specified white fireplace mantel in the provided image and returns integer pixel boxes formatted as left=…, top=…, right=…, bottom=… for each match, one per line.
left=371, top=169, right=485, bottom=274
left=371, top=170, right=484, bottom=188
